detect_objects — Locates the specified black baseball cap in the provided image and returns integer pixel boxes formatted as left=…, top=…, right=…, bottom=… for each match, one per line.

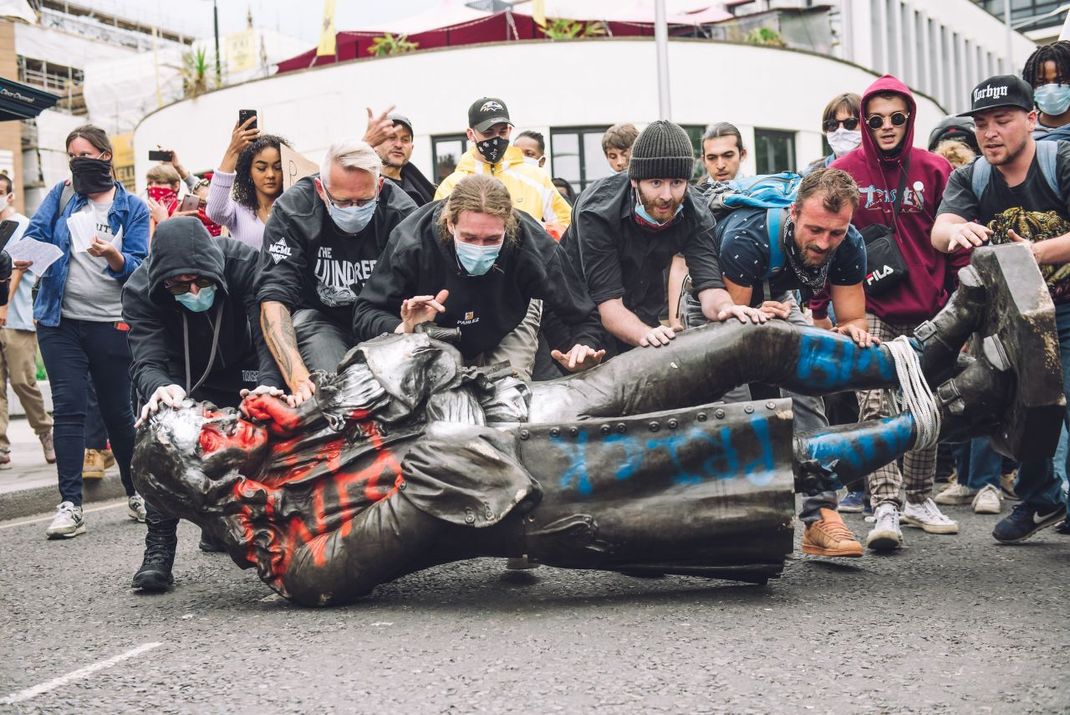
left=389, top=113, right=413, bottom=134
left=468, top=97, right=511, bottom=132
left=959, top=75, right=1034, bottom=117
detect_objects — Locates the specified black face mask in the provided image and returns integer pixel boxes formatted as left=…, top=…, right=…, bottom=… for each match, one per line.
left=70, top=157, right=114, bottom=195
left=475, top=136, right=509, bottom=165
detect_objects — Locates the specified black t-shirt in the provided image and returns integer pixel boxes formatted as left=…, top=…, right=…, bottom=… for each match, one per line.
left=714, top=207, right=866, bottom=305
left=257, top=176, right=417, bottom=328
left=937, top=141, right=1070, bottom=224
left=559, top=172, right=721, bottom=330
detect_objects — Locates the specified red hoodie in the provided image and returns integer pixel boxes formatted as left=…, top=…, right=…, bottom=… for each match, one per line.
left=818, top=75, right=961, bottom=324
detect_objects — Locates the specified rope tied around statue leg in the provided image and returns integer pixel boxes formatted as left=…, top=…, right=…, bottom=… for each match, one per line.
left=884, top=336, right=942, bottom=451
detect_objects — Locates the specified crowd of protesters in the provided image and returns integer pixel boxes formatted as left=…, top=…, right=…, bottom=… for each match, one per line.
left=4, top=40, right=1070, bottom=594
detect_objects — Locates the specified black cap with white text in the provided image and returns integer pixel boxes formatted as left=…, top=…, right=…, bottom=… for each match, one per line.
left=959, top=75, right=1034, bottom=117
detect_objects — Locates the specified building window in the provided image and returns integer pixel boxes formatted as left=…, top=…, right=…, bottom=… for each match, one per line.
left=550, top=126, right=616, bottom=194
left=432, top=134, right=468, bottom=184
left=681, top=125, right=707, bottom=182
left=753, top=129, right=796, bottom=174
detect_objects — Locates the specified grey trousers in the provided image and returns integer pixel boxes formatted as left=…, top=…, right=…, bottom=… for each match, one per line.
left=292, top=308, right=355, bottom=374
left=684, top=292, right=836, bottom=522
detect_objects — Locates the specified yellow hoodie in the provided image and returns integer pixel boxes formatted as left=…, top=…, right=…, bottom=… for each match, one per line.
left=435, top=146, right=572, bottom=229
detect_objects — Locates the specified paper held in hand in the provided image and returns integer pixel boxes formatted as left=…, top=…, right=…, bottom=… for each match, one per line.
left=4, top=238, right=63, bottom=276
left=66, top=211, right=96, bottom=252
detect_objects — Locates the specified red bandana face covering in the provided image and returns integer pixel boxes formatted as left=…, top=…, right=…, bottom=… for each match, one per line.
left=147, top=186, right=177, bottom=206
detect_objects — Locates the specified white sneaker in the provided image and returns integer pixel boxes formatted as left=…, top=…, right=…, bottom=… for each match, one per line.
left=45, top=501, right=86, bottom=539
left=902, top=498, right=959, bottom=534
left=127, top=494, right=147, bottom=523
left=934, top=482, right=977, bottom=505
left=972, top=484, right=1002, bottom=514
left=866, top=503, right=903, bottom=551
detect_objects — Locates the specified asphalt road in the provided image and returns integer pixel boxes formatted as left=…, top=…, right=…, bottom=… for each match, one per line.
left=1, top=499, right=1068, bottom=714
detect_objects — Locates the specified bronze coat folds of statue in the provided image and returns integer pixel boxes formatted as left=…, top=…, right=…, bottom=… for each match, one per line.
left=132, top=245, right=1063, bottom=606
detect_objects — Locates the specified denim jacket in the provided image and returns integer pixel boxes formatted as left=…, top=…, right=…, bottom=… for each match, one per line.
left=25, top=180, right=150, bottom=327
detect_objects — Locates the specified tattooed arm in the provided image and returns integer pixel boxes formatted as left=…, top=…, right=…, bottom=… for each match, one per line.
left=260, top=300, right=316, bottom=406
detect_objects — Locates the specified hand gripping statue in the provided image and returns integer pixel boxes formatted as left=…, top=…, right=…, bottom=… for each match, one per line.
left=133, top=245, right=1063, bottom=606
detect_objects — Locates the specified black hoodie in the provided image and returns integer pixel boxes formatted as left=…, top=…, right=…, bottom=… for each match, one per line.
left=257, top=175, right=417, bottom=328
left=122, top=218, right=282, bottom=403
left=352, top=202, right=604, bottom=359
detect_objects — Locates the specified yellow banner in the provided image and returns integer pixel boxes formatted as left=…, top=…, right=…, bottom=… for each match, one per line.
left=317, top=0, right=337, bottom=57
left=532, top=0, right=546, bottom=27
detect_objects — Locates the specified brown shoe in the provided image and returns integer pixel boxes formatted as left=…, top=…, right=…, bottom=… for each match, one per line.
left=82, top=449, right=105, bottom=480
left=40, top=430, right=56, bottom=464
left=803, top=508, right=863, bottom=557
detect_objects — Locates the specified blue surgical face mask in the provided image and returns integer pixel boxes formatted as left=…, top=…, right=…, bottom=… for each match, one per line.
left=453, top=233, right=503, bottom=276
left=175, top=284, right=216, bottom=312
left=633, top=196, right=683, bottom=226
left=1035, top=83, right=1070, bottom=116
left=327, top=198, right=377, bottom=234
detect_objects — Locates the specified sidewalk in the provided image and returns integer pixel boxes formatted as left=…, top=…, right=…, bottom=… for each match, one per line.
left=0, top=416, right=126, bottom=521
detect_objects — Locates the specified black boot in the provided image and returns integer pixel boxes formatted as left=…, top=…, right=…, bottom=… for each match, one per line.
left=198, top=529, right=226, bottom=553
left=132, top=532, right=176, bottom=592
left=133, top=500, right=178, bottom=592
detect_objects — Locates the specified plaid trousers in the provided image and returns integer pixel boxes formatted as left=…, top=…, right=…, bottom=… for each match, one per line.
left=856, top=313, right=937, bottom=508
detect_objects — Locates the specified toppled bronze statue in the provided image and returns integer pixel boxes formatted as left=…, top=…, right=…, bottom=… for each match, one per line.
left=133, top=245, right=1063, bottom=606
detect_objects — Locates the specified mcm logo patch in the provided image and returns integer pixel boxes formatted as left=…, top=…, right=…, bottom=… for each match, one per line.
left=268, top=238, right=292, bottom=265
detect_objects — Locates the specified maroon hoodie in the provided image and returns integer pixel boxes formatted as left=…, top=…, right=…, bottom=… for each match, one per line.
left=818, top=75, right=961, bottom=324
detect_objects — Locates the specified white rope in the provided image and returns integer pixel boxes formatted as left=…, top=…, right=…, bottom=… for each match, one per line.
left=884, top=336, right=941, bottom=450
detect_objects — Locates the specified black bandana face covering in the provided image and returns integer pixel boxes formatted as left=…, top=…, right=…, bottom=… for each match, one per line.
left=70, top=157, right=114, bottom=195
left=475, top=136, right=509, bottom=164
left=784, top=221, right=831, bottom=291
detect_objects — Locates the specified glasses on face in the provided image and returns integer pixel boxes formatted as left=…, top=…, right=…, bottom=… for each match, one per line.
left=320, top=181, right=377, bottom=210
left=165, top=277, right=213, bottom=295
left=823, top=117, right=860, bottom=132
left=866, top=112, right=910, bottom=130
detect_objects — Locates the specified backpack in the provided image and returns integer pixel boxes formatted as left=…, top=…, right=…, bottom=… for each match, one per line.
left=970, top=140, right=1059, bottom=200
left=709, top=172, right=802, bottom=282
left=50, top=183, right=77, bottom=234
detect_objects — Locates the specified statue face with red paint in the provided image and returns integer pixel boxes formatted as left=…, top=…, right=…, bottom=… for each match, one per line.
left=148, top=402, right=271, bottom=477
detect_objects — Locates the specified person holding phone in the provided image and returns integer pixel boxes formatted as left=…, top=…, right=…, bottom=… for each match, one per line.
left=206, top=113, right=290, bottom=249
left=22, top=124, right=150, bottom=540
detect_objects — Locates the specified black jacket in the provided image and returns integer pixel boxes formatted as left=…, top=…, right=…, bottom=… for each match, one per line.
left=559, top=172, right=721, bottom=329
left=122, top=217, right=283, bottom=403
left=352, top=202, right=604, bottom=359
left=257, top=175, right=417, bottom=328
left=387, top=163, right=437, bottom=207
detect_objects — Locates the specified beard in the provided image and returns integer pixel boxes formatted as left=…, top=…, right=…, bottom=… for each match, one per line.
left=636, top=189, right=683, bottom=223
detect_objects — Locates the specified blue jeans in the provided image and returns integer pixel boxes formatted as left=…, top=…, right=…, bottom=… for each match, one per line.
left=953, top=438, right=1002, bottom=490
left=84, top=381, right=109, bottom=450
left=37, top=319, right=136, bottom=506
left=1015, top=302, right=1070, bottom=511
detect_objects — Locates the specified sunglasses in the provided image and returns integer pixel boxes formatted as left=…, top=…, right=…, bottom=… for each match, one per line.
left=823, top=117, right=859, bottom=132
left=866, top=112, right=910, bottom=130
left=164, top=277, right=213, bottom=295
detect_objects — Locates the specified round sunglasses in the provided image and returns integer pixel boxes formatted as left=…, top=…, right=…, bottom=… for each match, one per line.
left=866, top=112, right=910, bottom=130
left=823, top=117, right=859, bottom=132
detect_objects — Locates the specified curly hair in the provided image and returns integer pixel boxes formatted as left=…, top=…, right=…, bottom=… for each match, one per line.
left=232, top=133, right=290, bottom=212
left=1023, top=41, right=1070, bottom=87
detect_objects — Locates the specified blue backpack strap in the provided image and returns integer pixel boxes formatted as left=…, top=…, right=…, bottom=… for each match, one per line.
left=970, top=156, right=991, bottom=202
left=764, top=207, right=784, bottom=277
left=1037, top=140, right=1059, bottom=196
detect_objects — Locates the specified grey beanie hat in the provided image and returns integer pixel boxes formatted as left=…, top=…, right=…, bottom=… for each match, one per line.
left=628, top=120, right=695, bottom=181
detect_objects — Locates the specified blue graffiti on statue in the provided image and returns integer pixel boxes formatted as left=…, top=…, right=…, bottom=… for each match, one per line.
left=795, top=332, right=896, bottom=389
left=802, top=413, right=915, bottom=473
left=551, top=416, right=778, bottom=496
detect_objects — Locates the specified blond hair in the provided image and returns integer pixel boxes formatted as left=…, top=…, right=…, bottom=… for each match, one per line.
left=934, top=139, right=977, bottom=169
left=146, top=164, right=181, bottom=187
left=437, top=175, right=519, bottom=243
